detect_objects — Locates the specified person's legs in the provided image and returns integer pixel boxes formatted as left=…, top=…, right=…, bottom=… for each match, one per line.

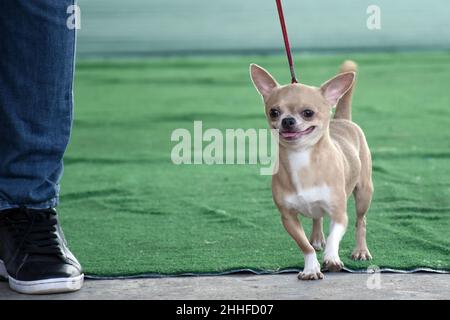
left=0, top=0, right=83, bottom=294
left=0, top=0, right=75, bottom=210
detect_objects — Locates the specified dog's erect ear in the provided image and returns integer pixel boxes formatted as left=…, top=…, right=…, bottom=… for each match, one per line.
left=250, top=64, right=279, bottom=100
left=320, top=72, right=355, bottom=106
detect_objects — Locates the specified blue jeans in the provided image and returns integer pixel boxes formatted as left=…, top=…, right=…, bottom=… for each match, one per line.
left=0, top=0, right=76, bottom=210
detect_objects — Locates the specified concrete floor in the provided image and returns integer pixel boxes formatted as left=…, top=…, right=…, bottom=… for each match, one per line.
left=0, top=273, right=449, bottom=300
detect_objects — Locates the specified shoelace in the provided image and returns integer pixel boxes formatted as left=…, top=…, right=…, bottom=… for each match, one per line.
left=3, top=208, right=62, bottom=256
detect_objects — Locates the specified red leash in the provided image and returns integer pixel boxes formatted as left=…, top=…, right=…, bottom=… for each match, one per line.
left=275, top=0, right=298, bottom=83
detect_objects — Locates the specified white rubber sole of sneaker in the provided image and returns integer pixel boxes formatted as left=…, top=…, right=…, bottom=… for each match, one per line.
left=0, top=259, right=84, bottom=294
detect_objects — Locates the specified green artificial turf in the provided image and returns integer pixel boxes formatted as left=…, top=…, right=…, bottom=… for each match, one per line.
left=60, top=52, right=450, bottom=276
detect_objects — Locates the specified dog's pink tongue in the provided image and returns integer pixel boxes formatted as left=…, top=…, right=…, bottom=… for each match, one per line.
left=281, top=132, right=298, bottom=138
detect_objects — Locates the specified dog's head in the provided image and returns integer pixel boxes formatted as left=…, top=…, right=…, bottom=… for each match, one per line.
left=250, top=64, right=354, bottom=149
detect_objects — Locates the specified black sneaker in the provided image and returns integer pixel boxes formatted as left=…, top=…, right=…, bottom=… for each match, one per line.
left=0, top=207, right=83, bottom=294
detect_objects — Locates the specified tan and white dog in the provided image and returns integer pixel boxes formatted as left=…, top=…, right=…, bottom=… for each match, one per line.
left=250, top=61, right=373, bottom=280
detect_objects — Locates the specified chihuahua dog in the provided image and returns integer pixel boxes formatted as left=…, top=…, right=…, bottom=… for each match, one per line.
left=250, top=61, right=373, bottom=280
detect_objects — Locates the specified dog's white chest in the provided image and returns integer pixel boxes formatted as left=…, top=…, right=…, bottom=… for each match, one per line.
left=284, top=150, right=332, bottom=218
left=284, top=185, right=332, bottom=218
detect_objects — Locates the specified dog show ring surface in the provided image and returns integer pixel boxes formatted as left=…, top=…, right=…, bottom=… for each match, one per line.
left=59, top=52, right=450, bottom=277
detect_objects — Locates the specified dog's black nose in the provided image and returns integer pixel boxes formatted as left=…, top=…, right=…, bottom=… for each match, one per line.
left=282, top=117, right=296, bottom=129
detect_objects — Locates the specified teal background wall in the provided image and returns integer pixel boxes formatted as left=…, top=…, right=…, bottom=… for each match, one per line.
left=76, top=0, right=449, bottom=56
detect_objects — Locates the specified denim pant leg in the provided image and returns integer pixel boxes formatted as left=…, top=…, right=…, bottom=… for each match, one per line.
left=0, top=0, right=76, bottom=210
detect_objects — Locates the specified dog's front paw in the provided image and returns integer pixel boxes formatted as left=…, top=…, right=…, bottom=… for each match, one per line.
left=297, top=270, right=324, bottom=280
left=323, top=257, right=344, bottom=272
left=351, top=248, right=372, bottom=261
left=299, top=252, right=324, bottom=280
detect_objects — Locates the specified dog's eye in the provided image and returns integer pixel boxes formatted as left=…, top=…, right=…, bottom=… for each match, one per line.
left=302, top=109, right=315, bottom=119
left=269, top=109, right=280, bottom=119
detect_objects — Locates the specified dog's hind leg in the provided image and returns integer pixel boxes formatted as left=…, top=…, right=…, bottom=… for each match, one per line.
left=310, top=218, right=326, bottom=251
left=351, top=181, right=373, bottom=260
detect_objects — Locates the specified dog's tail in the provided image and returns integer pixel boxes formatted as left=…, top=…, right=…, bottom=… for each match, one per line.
left=334, top=60, right=357, bottom=121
